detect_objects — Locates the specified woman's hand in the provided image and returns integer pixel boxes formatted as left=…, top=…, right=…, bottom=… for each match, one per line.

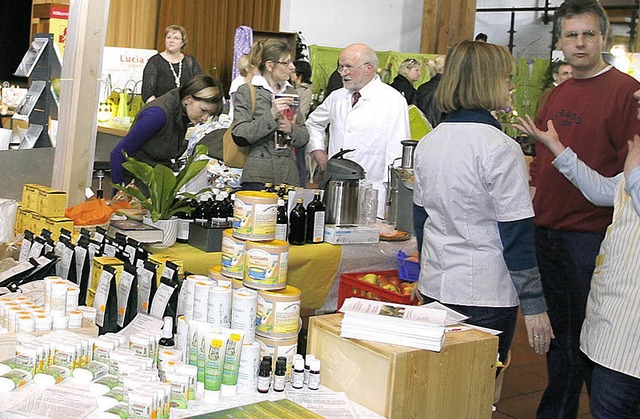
left=277, top=117, right=294, bottom=134
left=512, top=115, right=566, bottom=157
left=271, top=96, right=294, bottom=119
left=524, top=312, right=554, bottom=355
left=624, top=135, right=640, bottom=179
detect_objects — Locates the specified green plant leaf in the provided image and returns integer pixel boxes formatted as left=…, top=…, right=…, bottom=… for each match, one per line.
left=150, top=164, right=178, bottom=220
left=116, top=145, right=211, bottom=221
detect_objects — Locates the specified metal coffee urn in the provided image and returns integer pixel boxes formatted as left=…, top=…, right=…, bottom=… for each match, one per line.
left=319, top=149, right=366, bottom=224
left=385, top=140, right=418, bottom=234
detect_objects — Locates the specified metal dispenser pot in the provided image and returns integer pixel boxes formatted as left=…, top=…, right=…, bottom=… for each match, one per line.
left=319, top=149, right=366, bottom=225
left=385, top=140, right=418, bottom=234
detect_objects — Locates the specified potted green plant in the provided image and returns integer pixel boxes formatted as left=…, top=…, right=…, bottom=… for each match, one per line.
left=113, top=144, right=210, bottom=247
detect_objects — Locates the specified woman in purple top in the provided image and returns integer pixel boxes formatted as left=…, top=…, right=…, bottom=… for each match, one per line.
left=110, top=74, right=223, bottom=191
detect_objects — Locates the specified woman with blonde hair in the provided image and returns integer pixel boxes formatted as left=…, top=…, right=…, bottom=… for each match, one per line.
left=142, top=25, right=203, bottom=103
left=228, top=54, right=258, bottom=118
left=413, top=40, right=553, bottom=367
left=231, top=39, right=309, bottom=190
left=390, top=58, right=422, bottom=105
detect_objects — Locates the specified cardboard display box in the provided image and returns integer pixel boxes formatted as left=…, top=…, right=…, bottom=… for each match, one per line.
left=324, top=224, right=379, bottom=245
left=307, top=313, right=498, bottom=419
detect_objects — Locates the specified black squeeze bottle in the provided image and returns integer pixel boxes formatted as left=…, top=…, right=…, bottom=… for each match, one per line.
left=305, top=190, right=326, bottom=243
left=275, top=199, right=288, bottom=242
left=288, top=198, right=307, bottom=245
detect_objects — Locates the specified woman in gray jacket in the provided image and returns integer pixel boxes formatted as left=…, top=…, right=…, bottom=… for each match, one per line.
left=232, top=39, right=309, bottom=190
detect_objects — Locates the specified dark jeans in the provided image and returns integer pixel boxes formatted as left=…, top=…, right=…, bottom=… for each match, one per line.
left=420, top=294, right=517, bottom=364
left=535, top=227, right=604, bottom=419
left=591, top=363, right=640, bottom=418
left=240, top=182, right=265, bottom=191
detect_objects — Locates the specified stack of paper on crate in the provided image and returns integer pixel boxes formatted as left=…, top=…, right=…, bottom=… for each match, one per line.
left=338, top=297, right=448, bottom=352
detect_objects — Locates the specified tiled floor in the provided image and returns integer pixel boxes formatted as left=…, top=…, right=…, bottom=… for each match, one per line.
left=493, top=313, right=592, bottom=418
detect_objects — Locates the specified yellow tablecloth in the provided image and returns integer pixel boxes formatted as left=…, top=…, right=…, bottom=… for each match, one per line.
left=152, top=242, right=343, bottom=311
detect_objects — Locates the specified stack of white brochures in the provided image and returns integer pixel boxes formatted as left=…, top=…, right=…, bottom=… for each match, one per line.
left=339, top=297, right=448, bottom=352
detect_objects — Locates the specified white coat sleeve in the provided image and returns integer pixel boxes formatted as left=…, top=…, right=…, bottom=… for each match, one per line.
left=305, top=97, right=332, bottom=154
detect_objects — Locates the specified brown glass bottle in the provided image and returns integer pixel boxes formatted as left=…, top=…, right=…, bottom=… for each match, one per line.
left=288, top=198, right=306, bottom=245
left=305, top=190, right=325, bottom=243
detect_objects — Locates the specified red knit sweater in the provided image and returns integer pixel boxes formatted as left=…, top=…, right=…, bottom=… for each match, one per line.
left=531, top=67, right=640, bottom=232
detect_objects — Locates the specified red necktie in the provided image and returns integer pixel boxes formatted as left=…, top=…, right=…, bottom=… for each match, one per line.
left=352, top=91, right=361, bottom=107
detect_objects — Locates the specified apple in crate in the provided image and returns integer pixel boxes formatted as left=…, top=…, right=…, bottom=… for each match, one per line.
left=382, top=283, right=400, bottom=293
left=361, top=273, right=379, bottom=285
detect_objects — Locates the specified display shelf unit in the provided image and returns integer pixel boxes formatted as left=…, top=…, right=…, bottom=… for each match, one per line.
left=13, top=33, right=61, bottom=148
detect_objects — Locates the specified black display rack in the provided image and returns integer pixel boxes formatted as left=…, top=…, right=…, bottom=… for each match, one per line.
left=13, top=33, right=61, bottom=148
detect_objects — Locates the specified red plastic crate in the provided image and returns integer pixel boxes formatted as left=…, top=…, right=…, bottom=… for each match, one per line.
left=337, top=269, right=418, bottom=308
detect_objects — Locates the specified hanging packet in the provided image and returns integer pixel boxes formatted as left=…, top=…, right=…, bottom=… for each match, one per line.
left=75, top=235, right=91, bottom=305
left=117, top=262, right=138, bottom=329
left=94, top=265, right=119, bottom=334
left=149, top=261, right=181, bottom=320
left=137, top=260, right=158, bottom=314
left=19, top=230, right=34, bottom=262
left=27, top=236, right=46, bottom=260
left=56, top=237, right=75, bottom=281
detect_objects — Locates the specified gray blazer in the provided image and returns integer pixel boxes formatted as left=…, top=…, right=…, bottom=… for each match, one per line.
left=232, top=83, right=309, bottom=186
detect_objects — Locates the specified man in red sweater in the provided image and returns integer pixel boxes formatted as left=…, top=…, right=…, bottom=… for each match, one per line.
left=531, top=0, right=640, bottom=417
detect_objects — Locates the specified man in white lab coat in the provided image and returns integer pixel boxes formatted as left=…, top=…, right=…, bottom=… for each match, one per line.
left=306, top=43, right=410, bottom=218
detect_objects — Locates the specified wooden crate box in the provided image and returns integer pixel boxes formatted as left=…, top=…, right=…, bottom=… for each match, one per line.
left=307, top=313, right=498, bottom=419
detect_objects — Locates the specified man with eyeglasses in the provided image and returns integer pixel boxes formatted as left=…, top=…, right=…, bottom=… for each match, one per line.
left=306, top=43, right=410, bottom=218
left=530, top=0, right=640, bottom=417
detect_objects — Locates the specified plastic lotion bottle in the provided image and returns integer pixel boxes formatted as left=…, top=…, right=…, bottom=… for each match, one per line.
left=308, top=359, right=321, bottom=390
left=273, top=356, right=286, bottom=392
left=159, top=316, right=175, bottom=349
left=221, top=332, right=244, bottom=397
left=204, top=334, right=227, bottom=401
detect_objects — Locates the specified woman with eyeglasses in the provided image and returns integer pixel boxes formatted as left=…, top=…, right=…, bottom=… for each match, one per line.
left=231, top=39, right=309, bottom=190
left=390, top=58, right=422, bottom=105
left=412, top=40, right=554, bottom=367
left=142, top=25, right=203, bottom=103
left=111, top=74, right=223, bottom=194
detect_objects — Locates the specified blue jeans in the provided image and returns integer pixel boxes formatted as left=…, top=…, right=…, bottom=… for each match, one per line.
left=535, top=227, right=604, bottom=419
left=591, top=363, right=640, bottom=418
left=420, top=294, right=517, bottom=365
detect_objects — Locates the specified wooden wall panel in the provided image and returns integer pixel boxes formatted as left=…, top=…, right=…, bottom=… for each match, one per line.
left=156, top=0, right=281, bottom=96
left=105, top=0, right=159, bottom=48
left=421, top=0, right=476, bottom=54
